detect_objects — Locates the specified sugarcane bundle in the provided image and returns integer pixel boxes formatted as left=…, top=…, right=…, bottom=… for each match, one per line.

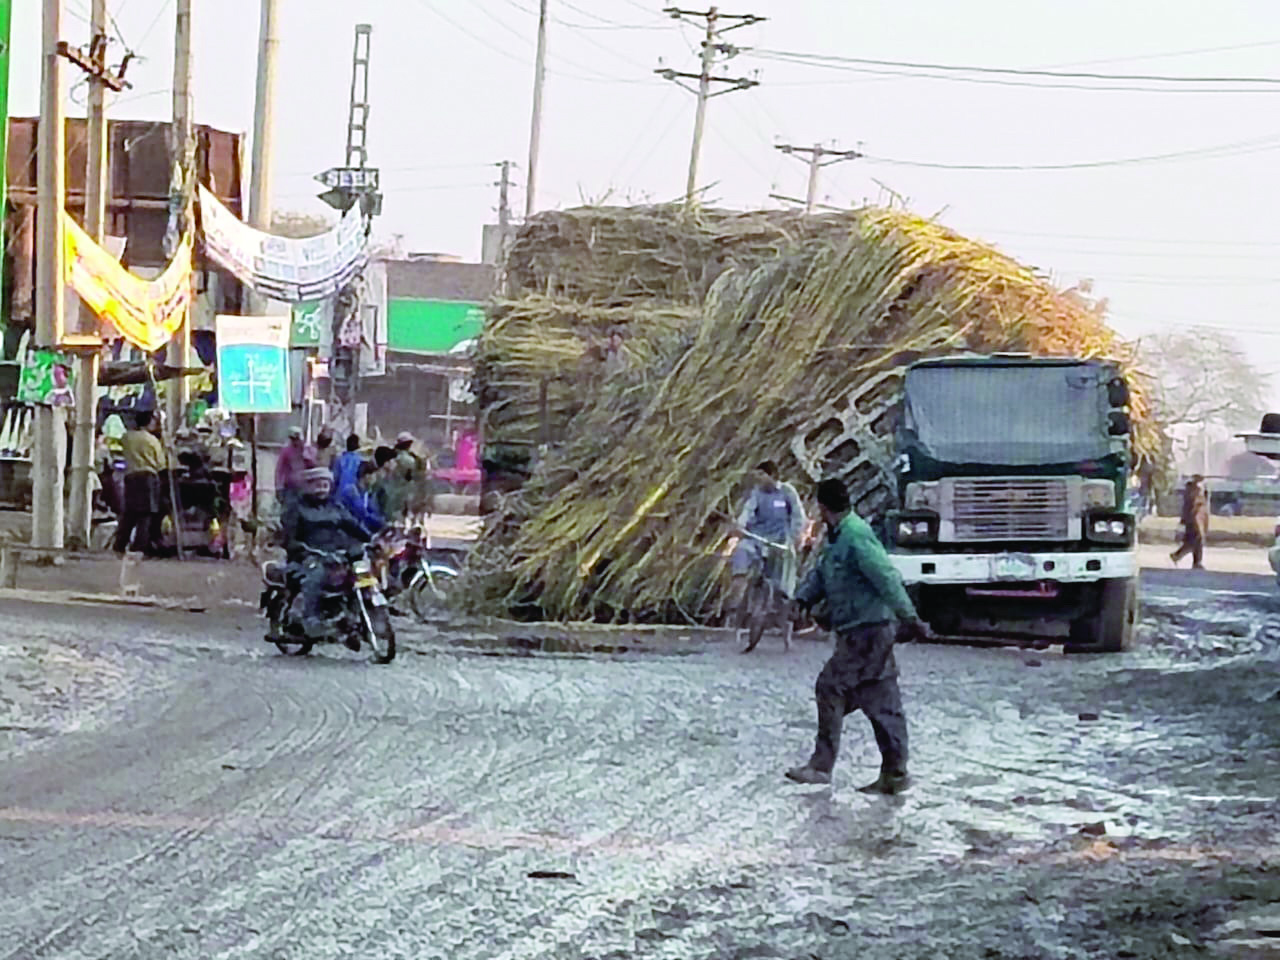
left=505, top=205, right=863, bottom=304
left=458, top=207, right=1162, bottom=624
left=474, top=296, right=699, bottom=449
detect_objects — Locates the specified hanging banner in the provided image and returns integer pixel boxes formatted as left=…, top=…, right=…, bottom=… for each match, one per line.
left=215, top=314, right=292, bottom=413
left=62, top=212, right=193, bottom=353
left=198, top=186, right=368, bottom=303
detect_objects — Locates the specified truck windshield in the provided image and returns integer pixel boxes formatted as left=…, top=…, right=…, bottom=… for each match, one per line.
left=902, top=364, right=1113, bottom=466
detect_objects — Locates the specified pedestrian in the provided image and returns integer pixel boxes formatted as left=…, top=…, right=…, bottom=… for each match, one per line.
left=1170, top=474, right=1209, bottom=570
left=603, top=329, right=629, bottom=378
left=786, top=477, right=931, bottom=793
left=274, top=426, right=313, bottom=512
left=113, top=409, right=166, bottom=556
left=371, top=445, right=402, bottom=521
left=332, top=433, right=364, bottom=490
left=313, top=427, right=338, bottom=471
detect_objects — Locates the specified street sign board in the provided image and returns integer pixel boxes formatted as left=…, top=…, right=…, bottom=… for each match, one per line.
left=314, top=166, right=380, bottom=191
left=216, top=315, right=292, bottom=413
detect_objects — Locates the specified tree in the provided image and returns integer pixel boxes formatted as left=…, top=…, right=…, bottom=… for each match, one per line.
left=1135, top=329, right=1270, bottom=433
left=270, top=210, right=334, bottom=239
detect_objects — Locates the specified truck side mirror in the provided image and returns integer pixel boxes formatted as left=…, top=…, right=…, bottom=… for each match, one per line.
left=1107, top=377, right=1130, bottom=408
left=1108, top=412, right=1131, bottom=436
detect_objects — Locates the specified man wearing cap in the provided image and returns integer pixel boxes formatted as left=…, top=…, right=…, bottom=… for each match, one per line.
left=281, top=466, right=374, bottom=644
left=786, top=477, right=932, bottom=794
left=274, top=427, right=315, bottom=511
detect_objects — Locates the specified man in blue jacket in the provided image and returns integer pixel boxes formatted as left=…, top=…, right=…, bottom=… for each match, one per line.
left=786, top=477, right=931, bottom=794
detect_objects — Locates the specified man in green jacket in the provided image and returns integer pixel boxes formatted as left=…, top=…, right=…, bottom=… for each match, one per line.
left=786, top=477, right=931, bottom=794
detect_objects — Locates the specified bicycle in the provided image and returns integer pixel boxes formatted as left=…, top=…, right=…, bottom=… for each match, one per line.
left=733, top=529, right=796, bottom=654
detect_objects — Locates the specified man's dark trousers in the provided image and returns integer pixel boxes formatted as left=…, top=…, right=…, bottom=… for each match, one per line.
left=807, top=621, right=908, bottom=776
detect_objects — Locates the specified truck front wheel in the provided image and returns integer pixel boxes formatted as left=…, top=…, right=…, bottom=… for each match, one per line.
left=1067, top=577, right=1137, bottom=654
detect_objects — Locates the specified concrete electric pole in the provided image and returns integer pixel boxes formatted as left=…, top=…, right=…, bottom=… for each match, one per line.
left=656, top=6, right=763, bottom=207
left=497, top=160, right=513, bottom=237
left=775, top=142, right=861, bottom=213
left=165, top=0, right=194, bottom=431
left=249, top=0, right=279, bottom=235
left=62, top=0, right=130, bottom=548
left=524, top=0, right=547, bottom=219
left=33, top=0, right=67, bottom=549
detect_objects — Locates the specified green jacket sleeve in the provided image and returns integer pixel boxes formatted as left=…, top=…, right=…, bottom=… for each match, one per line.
left=794, top=561, right=825, bottom=609
left=846, top=522, right=918, bottom=622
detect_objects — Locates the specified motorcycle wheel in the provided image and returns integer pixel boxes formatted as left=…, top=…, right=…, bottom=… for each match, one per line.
left=408, top=565, right=458, bottom=623
left=364, top=604, right=397, bottom=664
left=269, top=598, right=313, bottom=656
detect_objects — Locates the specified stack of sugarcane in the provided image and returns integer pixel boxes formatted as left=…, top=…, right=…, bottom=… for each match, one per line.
left=504, top=204, right=865, bottom=304
left=475, top=297, right=698, bottom=450
left=460, top=207, right=1163, bottom=623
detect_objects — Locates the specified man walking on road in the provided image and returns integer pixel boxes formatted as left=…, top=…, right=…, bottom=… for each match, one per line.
left=1170, top=474, right=1209, bottom=570
left=786, top=477, right=931, bottom=794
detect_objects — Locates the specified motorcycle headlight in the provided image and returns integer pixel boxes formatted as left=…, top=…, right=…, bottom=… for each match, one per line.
left=352, top=558, right=372, bottom=575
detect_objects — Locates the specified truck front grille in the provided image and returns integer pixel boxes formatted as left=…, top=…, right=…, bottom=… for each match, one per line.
left=949, top=477, right=1071, bottom=541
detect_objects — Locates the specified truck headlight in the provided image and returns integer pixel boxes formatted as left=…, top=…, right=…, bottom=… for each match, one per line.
left=894, top=513, right=937, bottom=545
left=904, top=482, right=940, bottom=510
left=1086, top=513, right=1132, bottom=544
left=1082, top=480, right=1116, bottom=509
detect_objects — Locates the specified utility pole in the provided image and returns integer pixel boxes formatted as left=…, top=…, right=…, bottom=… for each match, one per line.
left=497, top=160, right=512, bottom=237
left=62, top=0, right=130, bottom=548
left=34, top=0, right=66, bottom=549
left=524, top=0, right=547, bottom=218
left=249, top=0, right=279, bottom=235
left=657, top=6, right=763, bottom=206
left=165, top=0, right=194, bottom=432
left=775, top=142, right=861, bottom=213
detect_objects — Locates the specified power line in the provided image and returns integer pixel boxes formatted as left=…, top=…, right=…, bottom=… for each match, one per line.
left=861, top=133, right=1280, bottom=171
left=746, top=52, right=1280, bottom=94
left=1045, top=38, right=1280, bottom=69
left=749, top=48, right=1280, bottom=86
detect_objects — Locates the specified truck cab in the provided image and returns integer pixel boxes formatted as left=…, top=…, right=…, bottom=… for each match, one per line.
left=885, top=355, right=1138, bottom=652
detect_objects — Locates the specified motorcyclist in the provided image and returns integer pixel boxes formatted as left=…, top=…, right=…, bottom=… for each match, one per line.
left=281, top=466, right=374, bottom=647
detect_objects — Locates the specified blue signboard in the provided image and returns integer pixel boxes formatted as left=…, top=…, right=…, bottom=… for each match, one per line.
left=215, top=315, right=292, bottom=413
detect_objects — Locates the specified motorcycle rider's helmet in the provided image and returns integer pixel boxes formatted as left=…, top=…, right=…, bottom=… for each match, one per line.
left=301, top=467, right=332, bottom=501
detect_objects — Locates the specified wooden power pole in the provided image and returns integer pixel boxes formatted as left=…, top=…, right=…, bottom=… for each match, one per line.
left=656, top=6, right=763, bottom=207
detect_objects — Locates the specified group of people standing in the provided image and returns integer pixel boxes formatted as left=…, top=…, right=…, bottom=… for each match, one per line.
left=274, top=426, right=429, bottom=535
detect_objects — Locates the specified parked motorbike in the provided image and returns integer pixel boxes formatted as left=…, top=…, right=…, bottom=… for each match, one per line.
left=260, top=543, right=396, bottom=662
left=370, top=526, right=459, bottom=623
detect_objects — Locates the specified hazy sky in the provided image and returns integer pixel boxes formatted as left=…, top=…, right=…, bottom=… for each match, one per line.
left=11, top=1, right=1280, bottom=403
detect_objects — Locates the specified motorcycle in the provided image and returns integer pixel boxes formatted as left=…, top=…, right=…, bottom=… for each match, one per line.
left=260, top=543, right=397, bottom=663
left=371, top=525, right=459, bottom=623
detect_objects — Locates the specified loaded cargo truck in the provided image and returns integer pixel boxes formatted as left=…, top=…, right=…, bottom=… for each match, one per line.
left=885, top=355, right=1138, bottom=653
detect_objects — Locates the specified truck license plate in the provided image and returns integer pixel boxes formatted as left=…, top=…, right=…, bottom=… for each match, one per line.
left=991, top=553, right=1038, bottom=580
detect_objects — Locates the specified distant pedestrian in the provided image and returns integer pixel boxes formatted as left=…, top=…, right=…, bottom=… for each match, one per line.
left=603, top=329, right=628, bottom=378
left=313, top=427, right=338, bottom=471
left=274, top=426, right=313, bottom=511
left=786, top=477, right=930, bottom=793
left=332, top=433, right=364, bottom=491
left=113, top=409, right=165, bottom=556
left=1170, top=474, right=1208, bottom=570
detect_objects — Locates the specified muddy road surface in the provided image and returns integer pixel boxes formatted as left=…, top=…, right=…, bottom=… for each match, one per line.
left=1, top=583, right=1279, bottom=959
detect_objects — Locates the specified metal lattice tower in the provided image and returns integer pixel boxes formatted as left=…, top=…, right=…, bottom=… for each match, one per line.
left=345, top=25, right=372, bottom=169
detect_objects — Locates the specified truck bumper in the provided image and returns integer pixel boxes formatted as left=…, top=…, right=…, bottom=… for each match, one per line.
left=890, top=549, right=1137, bottom=585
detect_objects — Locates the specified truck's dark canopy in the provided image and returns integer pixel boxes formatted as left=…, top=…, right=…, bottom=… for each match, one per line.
left=901, top=359, right=1113, bottom=466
